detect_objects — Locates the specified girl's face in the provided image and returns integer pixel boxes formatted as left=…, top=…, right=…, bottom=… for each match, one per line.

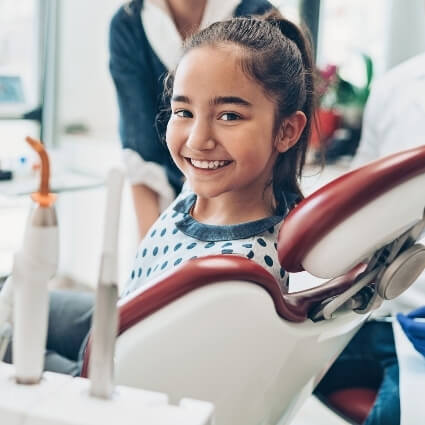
left=166, top=45, right=280, bottom=204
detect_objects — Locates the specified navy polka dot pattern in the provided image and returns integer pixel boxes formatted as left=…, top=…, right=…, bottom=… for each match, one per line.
left=123, top=190, right=286, bottom=297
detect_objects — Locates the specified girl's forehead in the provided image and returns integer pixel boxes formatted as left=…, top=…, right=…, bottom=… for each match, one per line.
left=173, top=45, right=263, bottom=98
left=176, top=45, right=242, bottom=77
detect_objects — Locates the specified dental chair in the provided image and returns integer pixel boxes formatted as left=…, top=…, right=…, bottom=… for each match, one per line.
left=82, top=145, right=425, bottom=425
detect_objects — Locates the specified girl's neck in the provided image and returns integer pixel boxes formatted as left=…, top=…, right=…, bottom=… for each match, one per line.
left=166, top=0, right=207, bottom=39
left=191, top=187, right=276, bottom=226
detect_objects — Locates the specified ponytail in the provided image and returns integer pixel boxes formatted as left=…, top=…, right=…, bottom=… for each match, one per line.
left=262, top=13, right=316, bottom=213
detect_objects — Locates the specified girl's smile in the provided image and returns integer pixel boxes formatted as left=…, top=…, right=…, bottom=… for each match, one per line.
left=186, top=157, right=233, bottom=170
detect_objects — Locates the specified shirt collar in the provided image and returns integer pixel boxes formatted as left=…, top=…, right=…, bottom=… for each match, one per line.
left=141, top=0, right=241, bottom=70
left=173, top=193, right=285, bottom=242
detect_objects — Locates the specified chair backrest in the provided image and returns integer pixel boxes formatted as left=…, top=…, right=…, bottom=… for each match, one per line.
left=278, top=145, right=425, bottom=277
left=81, top=146, right=425, bottom=425
left=109, top=258, right=367, bottom=425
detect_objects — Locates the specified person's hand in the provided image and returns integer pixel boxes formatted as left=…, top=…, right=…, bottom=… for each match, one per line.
left=397, top=306, right=425, bottom=358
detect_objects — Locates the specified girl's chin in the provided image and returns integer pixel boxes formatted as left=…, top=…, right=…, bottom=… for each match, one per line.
left=187, top=184, right=227, bottom=200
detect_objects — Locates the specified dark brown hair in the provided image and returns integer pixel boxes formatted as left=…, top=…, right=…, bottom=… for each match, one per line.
left=160, top=12, right=315, bottom=215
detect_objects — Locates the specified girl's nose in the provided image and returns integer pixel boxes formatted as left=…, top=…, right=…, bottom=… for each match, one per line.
left=186, top=119, right=216, bottom=151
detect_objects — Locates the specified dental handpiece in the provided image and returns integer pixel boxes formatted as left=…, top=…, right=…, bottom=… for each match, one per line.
left=12, top=137, right=58, bottom=384
left=89, top=169, right=124, bottom=399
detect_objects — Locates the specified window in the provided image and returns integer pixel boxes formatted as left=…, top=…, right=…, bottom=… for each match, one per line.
left=0, top=0, right=42, bottom=118
left=317, top=0, right=388, bottom=85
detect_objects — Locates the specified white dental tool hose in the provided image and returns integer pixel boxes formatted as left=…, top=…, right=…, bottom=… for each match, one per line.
left=13, top=206, right=58, bottom=384
left=89, top=169, right=124, bottom=399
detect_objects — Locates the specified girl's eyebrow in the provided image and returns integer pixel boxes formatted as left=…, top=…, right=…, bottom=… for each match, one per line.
left=172, top=95, right=191, bottom=103
left=210, top=96, right=252, bottom=107
left=171, top=95, right=252, bottom=107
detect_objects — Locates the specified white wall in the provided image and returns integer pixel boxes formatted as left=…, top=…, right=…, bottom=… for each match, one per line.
left=54, top=1, right=139, bottom=289
left=385, top=0, right=425, bottom=70
left=56, top=137, right=139, bottom=291
left=57, top=0, right=123, bottom=140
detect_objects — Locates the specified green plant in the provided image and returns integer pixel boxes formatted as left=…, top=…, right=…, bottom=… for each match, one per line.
left=319, top=53, right=373, bottom=110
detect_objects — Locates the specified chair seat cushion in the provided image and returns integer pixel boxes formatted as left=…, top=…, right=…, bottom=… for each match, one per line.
left=326, top=387, right=377, bottom=424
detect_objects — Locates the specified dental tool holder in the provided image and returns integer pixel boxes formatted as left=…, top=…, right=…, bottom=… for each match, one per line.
left=88, top=169, right=123, bottom=399
left=0, top=362, right=214, bottom=425
left=88, top=278, right=119, bottom=399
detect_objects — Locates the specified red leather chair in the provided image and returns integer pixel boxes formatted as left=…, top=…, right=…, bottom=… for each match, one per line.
left=82, top=146, right=425, bottom=425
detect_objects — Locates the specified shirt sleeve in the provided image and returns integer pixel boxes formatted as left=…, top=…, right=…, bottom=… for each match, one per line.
left=109, top=8, right=172, bottom=197
left=122, top=148, right=175, bottom=211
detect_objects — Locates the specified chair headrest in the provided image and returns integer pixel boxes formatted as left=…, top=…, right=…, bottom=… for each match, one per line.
left=278, top=145, right=425, bottom=275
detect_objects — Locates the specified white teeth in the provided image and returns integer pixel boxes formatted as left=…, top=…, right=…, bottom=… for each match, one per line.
left=190, top=159, right=229, bottom=169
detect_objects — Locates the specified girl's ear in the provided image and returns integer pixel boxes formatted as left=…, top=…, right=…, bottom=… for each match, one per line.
left=275, top=111, right=307, bottom=153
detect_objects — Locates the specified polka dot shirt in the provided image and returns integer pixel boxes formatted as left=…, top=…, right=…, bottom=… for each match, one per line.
left=122, top=191, right=291, bottom=297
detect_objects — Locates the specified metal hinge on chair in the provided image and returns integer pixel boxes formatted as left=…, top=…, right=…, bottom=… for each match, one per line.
left=310, top=216, right=425, bottom=322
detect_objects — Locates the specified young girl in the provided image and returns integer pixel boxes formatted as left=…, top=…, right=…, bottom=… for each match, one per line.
left=4, top=12, right=315, bottom=376
left=123, top=12, right=315, bottom=295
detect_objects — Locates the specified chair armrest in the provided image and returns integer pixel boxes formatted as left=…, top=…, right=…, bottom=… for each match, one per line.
left=81, top=257, right=366, bottom=377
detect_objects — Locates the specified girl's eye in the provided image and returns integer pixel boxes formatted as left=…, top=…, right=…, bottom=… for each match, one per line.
left=219, top=112, right=241, bottom=121
left=174, top=109, right=193, bottom=118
